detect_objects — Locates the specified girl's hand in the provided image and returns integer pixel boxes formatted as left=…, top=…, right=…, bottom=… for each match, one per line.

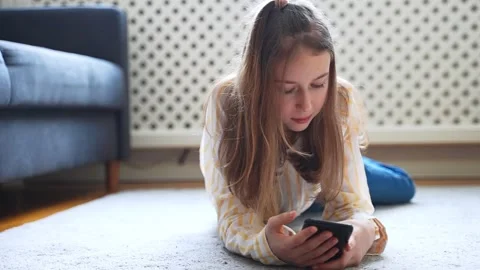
left=265, top=211, right=341, bottom=267
left=311, top=235, right=359, bottom=270
left=275, top=0, right=288, bottom=8
left=311, top=220, right=376, bottom=270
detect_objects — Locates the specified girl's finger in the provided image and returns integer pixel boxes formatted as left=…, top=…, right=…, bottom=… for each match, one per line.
left=305, top=247, right=339, bottom=267
left=311, top=250, right=349, bottom=270
left=296, top=235, right=337, bottom=263
left=275, top=0, right=288, bottom=8
left=286, top=226, right=318, bottom=249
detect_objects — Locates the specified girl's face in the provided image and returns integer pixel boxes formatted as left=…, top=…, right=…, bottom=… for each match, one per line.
left=275, top=48, right=330, bottom=132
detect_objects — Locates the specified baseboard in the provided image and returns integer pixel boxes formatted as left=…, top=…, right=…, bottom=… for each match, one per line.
left=131, top=127, right=480, bottom=148
left=26, top=144, right=480, bottom=184
left=28, top=162, right=202, bottom=184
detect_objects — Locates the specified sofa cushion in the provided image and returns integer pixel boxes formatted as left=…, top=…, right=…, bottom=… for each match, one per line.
left=0, top=48, right=11, bottom=105
left=0, top=40, right=125, bottom=108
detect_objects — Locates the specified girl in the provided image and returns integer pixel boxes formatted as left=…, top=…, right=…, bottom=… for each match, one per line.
left=200, top=0, right=413, bottom=268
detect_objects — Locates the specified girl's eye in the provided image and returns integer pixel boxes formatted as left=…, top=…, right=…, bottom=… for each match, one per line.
left=311, top=83, right=326, bottom=89
left=284, top=87, right=296, bottom=94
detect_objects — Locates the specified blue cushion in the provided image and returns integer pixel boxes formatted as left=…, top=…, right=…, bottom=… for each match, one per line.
left=0, top=40, right=124, bottom=108
left=303, top=156, right=416, bottom=214
left=363, top=156, right=416, bottom=204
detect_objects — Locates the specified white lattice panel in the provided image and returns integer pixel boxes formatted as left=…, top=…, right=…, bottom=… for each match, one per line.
left=4, top=0, right=479, bottom=146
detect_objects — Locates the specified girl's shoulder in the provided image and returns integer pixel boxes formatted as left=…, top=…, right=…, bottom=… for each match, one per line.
left=336, top=77, right=369, bottom=148
left=337, top=77, right=357, bottom=121
left=202, top=74, right=237, bottom=132
left=205, top=74, right=236, bottom=109
left=336, top=77, right=356, bottom=117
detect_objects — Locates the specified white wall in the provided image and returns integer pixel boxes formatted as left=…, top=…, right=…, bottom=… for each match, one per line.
left=3, top=0, right=479, bottom=183
left=3, top=0, right=479, bottom=147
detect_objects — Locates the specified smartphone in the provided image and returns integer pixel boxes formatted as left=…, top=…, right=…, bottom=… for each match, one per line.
left=302, top=218, right=354, bottom=262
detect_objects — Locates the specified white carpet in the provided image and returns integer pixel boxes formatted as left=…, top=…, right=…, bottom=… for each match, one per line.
left=1, top=186, right=479, bottom=270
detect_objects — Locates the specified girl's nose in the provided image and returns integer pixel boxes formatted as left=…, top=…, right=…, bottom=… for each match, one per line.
left=297, top=91, right=312, bottom=112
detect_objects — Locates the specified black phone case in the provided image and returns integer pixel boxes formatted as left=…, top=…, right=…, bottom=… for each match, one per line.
left=302, top=218, right=354, bottom=263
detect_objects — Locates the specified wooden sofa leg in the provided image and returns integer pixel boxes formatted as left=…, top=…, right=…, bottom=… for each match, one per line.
left=106, top=161, right=120, bottom=193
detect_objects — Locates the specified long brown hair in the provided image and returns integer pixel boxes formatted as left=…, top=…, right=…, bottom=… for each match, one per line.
left=205, top=0, right=366, bottom=221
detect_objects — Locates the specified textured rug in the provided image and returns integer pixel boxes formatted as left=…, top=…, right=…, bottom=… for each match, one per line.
left=1, top=186, right=479, bottom=270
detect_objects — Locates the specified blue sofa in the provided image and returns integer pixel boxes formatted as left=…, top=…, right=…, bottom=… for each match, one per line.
left=0, top=6, right=130, bottom=192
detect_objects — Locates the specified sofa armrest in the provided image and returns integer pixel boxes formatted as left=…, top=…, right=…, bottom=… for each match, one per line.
left=0, top=6, right=131, bottom=160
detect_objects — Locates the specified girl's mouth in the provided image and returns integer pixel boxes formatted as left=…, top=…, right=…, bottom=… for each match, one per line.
left=292, top=115, right=312, bottom=124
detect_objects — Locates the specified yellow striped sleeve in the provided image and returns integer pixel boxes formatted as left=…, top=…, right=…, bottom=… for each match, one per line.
left=321, top=82, right=388, bottom=254
left=199, top=91, right=286, bottom=265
